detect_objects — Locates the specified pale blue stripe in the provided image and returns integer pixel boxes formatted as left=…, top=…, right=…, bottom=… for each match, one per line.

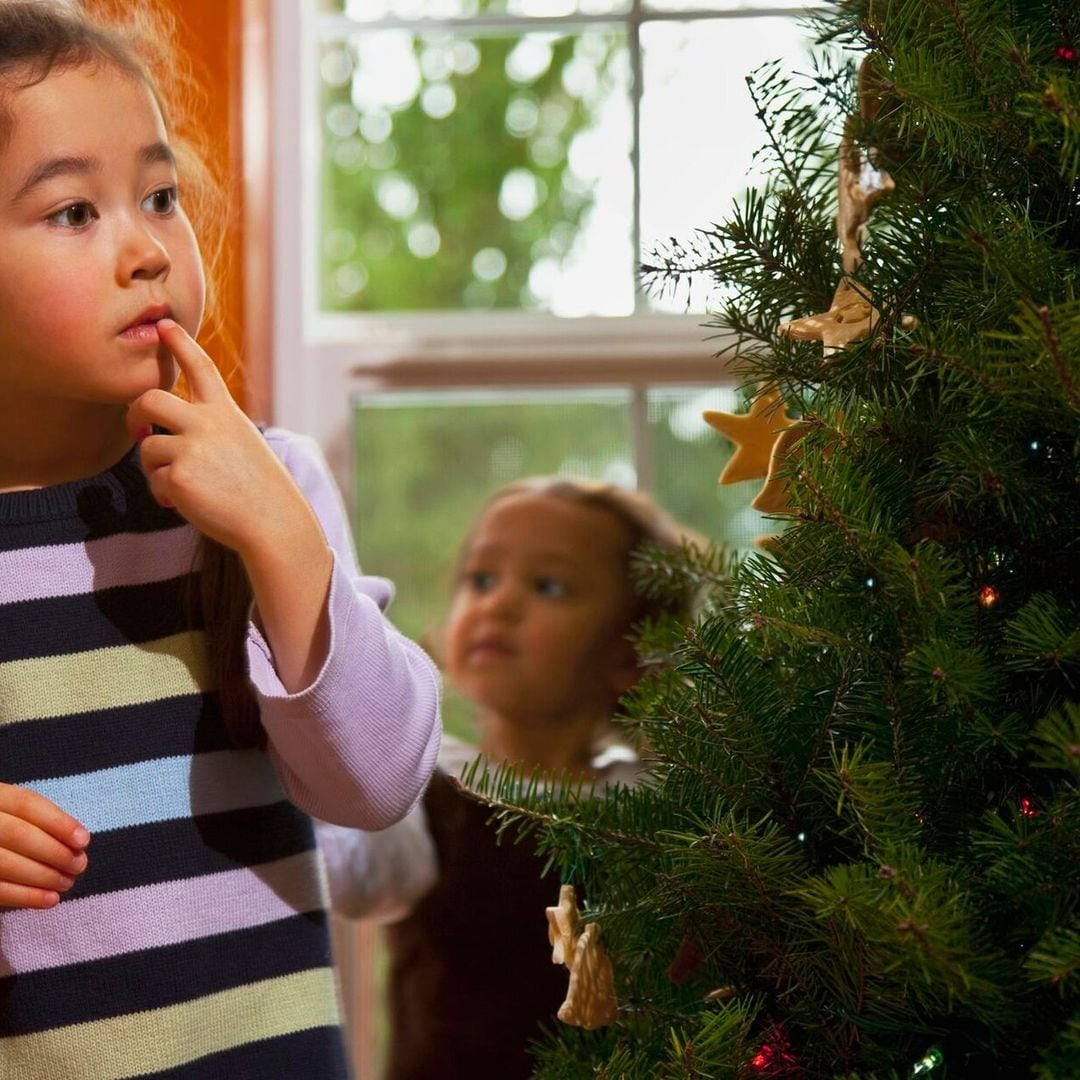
left=23, top=750, right=286, bottom=835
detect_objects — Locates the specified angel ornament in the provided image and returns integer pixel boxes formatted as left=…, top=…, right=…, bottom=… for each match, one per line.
left=545, top=884, right=618, bottom=1029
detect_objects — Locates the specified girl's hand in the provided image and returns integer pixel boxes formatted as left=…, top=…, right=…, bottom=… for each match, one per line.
left=125, top=319, right=318, bottom=562
left=0, top=783, right=90, bottom=910
left=128, top=319, right=334, bottom=693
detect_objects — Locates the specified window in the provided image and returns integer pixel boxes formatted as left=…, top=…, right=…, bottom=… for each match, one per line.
left=270, top=3, right=822, bottom=1074
left=274, top=0, right=825, bottom=532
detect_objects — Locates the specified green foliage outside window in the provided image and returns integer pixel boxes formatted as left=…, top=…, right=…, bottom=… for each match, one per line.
left=320, top=9, right=623, bottom=311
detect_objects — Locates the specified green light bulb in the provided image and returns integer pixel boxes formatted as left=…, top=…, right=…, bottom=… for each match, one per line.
left=911, top=1047, right=944, bottom=1077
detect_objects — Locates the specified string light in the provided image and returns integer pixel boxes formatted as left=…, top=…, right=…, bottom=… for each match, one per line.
left=1020, top=797, right=1038, bottom=818
left=911, top=1046, right=944, bottom=1076
left=978, top=585, right=999, bottom=608
left=747, top=1032, right=797, bottom=1073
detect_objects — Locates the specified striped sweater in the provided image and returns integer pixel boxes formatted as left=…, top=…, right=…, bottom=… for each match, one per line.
left=0, top=428, right=441, bottom=1079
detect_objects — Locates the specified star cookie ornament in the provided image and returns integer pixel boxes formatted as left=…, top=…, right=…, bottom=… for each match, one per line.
left=545, top=884, right=618, bottom=1029
left=779, top=277, right=879, bottom=357
left=703, top=385, right=799, bottom=484
left=546, top=883, right=581, bottom=966
left=751, top=424, right=810, bottom=514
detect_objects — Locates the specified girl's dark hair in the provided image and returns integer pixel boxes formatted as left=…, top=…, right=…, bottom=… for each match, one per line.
left=0, top=1, right=260, bottom=746
left=464, top=476, right=704, bottom=625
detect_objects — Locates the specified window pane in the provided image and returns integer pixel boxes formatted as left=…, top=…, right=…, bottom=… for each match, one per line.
left=320, top=28, right=634, bottom=314
left=639, top=17, right=815, bottom=312
left=351, top=387, right=772, bottom=734
left=331, top=0, right=631, bottom=17
left=648, top=386, right=766, bottom=549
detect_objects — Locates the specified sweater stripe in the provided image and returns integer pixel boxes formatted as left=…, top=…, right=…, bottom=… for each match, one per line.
left=144, top=1024, right=349, bottom=1079
left=0, top=526, right=198, bottom=603
left=21, top=749, right=285, bottom=834
left=0, top=850, right=324, bottom=977
left=0, top=913, right=333, bottom=1037
left=0, top=696, right=232, bottom=785
left=0, top=967, right=340, bottom=1080
left=63, top=801, right=314, bottom=900
left=0, top=631, right=210, bottom=725
left=0, top=575, right=194, bottom=663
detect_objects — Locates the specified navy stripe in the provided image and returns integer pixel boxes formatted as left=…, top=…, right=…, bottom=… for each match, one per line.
left=0, top=914, right=335, bottom=1037
left=0, top=574, right=199, bottom=662
left=0, top=448, right=178, bottom=543
left=64, top=801, right=317, bottom=900
left=146, top=1025, right=351, bottom=1080
left=0, top=490, right=177, bottom=550
left=0, top=694, right=232, bottom=785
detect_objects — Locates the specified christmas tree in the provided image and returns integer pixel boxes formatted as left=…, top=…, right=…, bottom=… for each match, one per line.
left=468, top=1, right=1080, bottom=1076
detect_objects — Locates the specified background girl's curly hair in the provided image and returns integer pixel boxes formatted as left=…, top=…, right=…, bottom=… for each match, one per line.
left=0, top=0, right=259, bottom=746
left=469, top=476, right=704, bottom=624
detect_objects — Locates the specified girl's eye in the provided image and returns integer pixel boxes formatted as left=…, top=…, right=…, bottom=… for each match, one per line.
left=49, top=201, right=96, bottom=229
left=536, top=577, right=567, bottom=598
left=143, top=187, right=178, bottom=215
left=467, top=571, right=497, bottom=593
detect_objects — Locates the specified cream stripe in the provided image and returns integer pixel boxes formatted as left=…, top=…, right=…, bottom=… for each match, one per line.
left=0, top=967, right=339, bottom=1080
left=0, top=631, right=210, bottom=726
left=0, top=526, right=198, bottom=605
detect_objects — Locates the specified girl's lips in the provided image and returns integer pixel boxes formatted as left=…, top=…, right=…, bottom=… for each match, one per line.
left=467, top=640, right=516, bottom=659
left=118, top=321, right=161, bottom=343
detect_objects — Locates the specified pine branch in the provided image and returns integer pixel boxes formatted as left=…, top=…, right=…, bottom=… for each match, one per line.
left=1031, top=302, right=1080, bottom=415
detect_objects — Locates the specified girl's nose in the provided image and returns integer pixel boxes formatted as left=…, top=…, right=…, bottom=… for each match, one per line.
left=481, top=581, right=523, bottom=619
left=117, top=220, right=171, bottom=284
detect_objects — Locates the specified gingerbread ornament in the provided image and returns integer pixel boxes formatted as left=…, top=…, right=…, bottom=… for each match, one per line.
left=710, top=61, right=912, bottom=519
left=779, top=277, right=879, bottom=358
left=546, top=883, right=581, bottom=966
left=836, top=60, right=896, bottom=275
left=779, top=58, right=916, bottom=359
left=751, top=424, right=810, bottom=514
left=703, top=385, right=799, bottom=484
left=545, top=884, right=618, bottom=1029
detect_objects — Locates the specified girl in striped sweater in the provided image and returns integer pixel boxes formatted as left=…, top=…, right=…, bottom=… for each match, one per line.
left=0, top=3, right=440, bottom=1076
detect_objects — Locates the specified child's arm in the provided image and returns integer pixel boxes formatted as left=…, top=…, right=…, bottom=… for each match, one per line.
left=126, top=321, right=441, bottom=830
left=316, top=806, right=438, bottom=922
left=127, top=321, right=336, bottom=693
left=0, top=784, right=90, bottom=910
left=251, top=428, right=441, bottom=828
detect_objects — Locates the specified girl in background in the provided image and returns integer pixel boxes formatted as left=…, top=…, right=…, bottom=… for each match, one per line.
left=321, top=477, right=700, bottom=1079
left=0, top=3, right=439, bottom=1076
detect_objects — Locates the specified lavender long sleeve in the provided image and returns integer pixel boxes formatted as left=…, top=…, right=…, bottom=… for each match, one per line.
left=249, top=428, right=441, bottom=829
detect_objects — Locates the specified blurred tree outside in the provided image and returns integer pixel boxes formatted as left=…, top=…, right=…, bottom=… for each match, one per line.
left=320, top=1, right=628, bottom=311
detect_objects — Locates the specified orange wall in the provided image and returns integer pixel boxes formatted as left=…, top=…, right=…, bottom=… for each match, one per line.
left=164, top=0, right=271, bottom=418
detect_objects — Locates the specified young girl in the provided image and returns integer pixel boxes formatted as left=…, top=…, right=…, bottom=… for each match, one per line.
left=0, top=4, right=439, bottom=1077
left=319, top=477, right=699, bottom=1080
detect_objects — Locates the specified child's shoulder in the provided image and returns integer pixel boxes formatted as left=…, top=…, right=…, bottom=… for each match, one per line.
left=436, top=734, right=481, bottom=776
left=258, top=426, right=325, bottom=471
